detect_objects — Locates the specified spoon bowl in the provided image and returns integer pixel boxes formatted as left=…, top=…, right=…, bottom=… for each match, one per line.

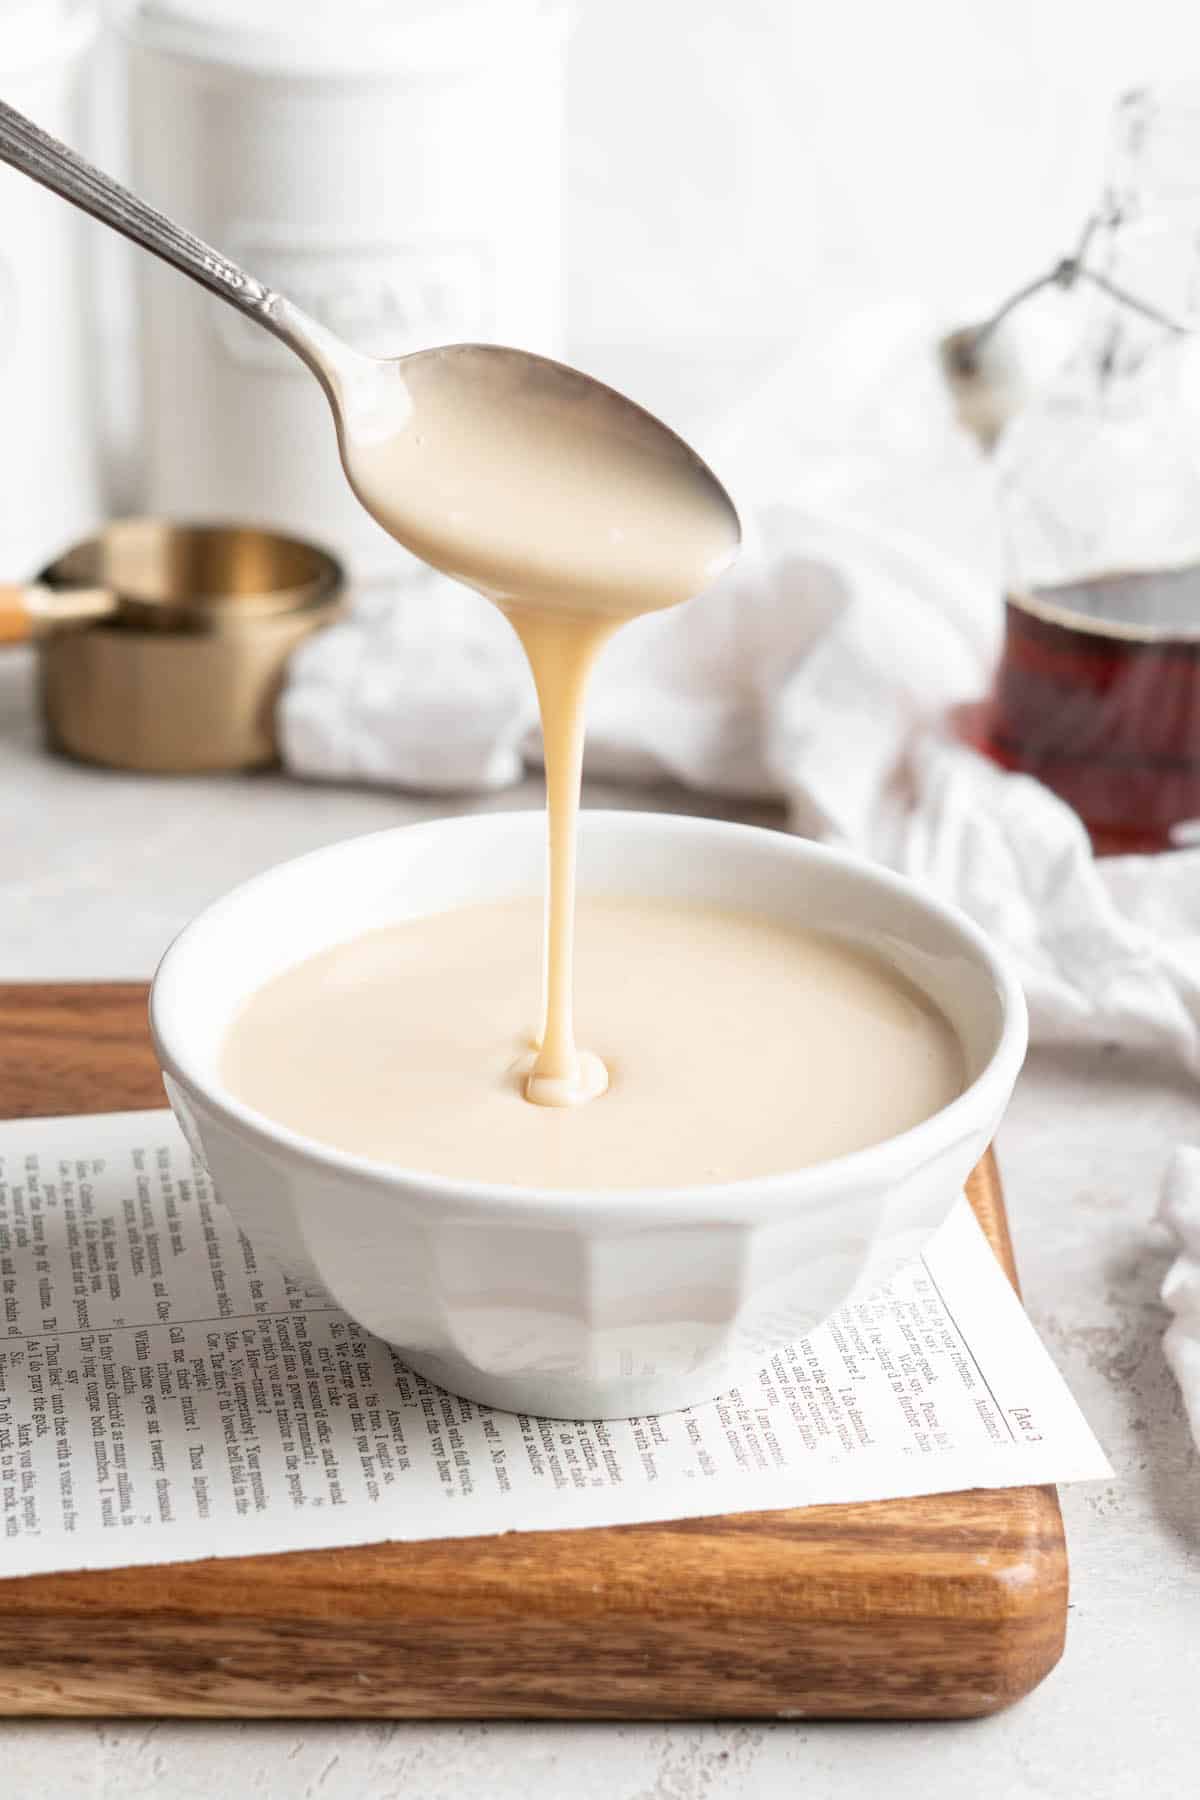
left=336, top=342, right=742, bottom=616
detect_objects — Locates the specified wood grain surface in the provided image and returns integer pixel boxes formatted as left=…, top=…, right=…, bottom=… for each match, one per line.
left=0, top=983, right=1067, bottom=1720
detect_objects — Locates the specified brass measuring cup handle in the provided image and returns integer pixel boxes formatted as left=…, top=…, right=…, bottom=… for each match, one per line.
left=0, top=583, right=117, bottom=642
left=0, top=584, right=27, bottom=644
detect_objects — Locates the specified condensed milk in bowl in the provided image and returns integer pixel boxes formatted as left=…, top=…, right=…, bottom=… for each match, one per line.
left=145, top=329, right=1025, bottom=1420
left=150, top=811, right=1027, bottom=1419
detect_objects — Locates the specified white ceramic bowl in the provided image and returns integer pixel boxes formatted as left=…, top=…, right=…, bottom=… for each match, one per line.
left=150, top=811, right=1027, bottom=1419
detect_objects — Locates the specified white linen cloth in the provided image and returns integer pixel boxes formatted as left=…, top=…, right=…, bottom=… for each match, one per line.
left=278, top=300, right=1200, bottom=1447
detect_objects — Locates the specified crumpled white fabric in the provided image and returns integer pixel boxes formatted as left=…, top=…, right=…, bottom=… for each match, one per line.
left=278, top=299, right=1200, bottom=1445
left=893, top=743, right=1200, bottom=1076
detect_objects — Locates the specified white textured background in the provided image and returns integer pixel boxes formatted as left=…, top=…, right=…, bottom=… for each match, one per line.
left=568, top=0, right=1195, bottom=426
left=82, top=0, right=1200, bottom=468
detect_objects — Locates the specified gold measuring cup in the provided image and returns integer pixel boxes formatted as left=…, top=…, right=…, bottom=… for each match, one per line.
left=0, top=520, right=343, bottom=773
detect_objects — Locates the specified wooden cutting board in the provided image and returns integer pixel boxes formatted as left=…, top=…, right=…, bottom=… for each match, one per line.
left=0, top=984, right=1066, bottom=1720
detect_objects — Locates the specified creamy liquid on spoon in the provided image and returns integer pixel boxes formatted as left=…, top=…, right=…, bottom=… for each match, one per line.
left=343, top=348, right=740, bottom=1106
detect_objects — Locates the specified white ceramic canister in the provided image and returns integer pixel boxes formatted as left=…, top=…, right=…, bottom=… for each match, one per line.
left=125, top=0, right=567, bottom=585
left=0, top=0, right=101, bottom=578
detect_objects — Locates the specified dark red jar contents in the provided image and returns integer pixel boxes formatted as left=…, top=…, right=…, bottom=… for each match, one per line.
left=982, top=569, right=1200, bottom=851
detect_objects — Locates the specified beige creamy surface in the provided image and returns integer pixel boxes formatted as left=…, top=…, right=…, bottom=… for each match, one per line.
left=220, top=895, right=964, bottom=1190
left=343, top=345, right=740, bottom=1105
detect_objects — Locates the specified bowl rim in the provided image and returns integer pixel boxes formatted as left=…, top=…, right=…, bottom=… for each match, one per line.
left=149, top=809, right=1028, bottom=1222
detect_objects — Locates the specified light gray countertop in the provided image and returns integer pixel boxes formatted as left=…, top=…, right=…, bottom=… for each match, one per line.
left=3, top=646, right=1196, bottom=1799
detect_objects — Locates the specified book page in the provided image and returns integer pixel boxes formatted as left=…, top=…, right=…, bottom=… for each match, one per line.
left=0, top=1111, right=1110, bottom=1577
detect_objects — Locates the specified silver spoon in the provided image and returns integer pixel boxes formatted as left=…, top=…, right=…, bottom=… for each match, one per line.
left=0, top=99, right=740, bottom=604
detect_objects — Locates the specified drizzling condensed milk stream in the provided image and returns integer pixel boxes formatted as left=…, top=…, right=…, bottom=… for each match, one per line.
left=343, top=348, right=741, bottom=1107
left=223, top=348, right=965, bottom=1182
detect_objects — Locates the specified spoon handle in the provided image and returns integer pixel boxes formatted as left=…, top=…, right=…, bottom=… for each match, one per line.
left=0, top=98, right=347, bottom=389
left=0, top=99, right=279, bottom=314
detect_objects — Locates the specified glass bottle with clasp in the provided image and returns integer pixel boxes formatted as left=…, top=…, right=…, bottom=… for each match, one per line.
left=985, top=85, right=1200, bottom=849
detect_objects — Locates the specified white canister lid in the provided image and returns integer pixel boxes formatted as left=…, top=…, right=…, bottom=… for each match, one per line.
left=0, top=0, right=96, bottom=76
left=124, top=0, right=554, bottom=79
